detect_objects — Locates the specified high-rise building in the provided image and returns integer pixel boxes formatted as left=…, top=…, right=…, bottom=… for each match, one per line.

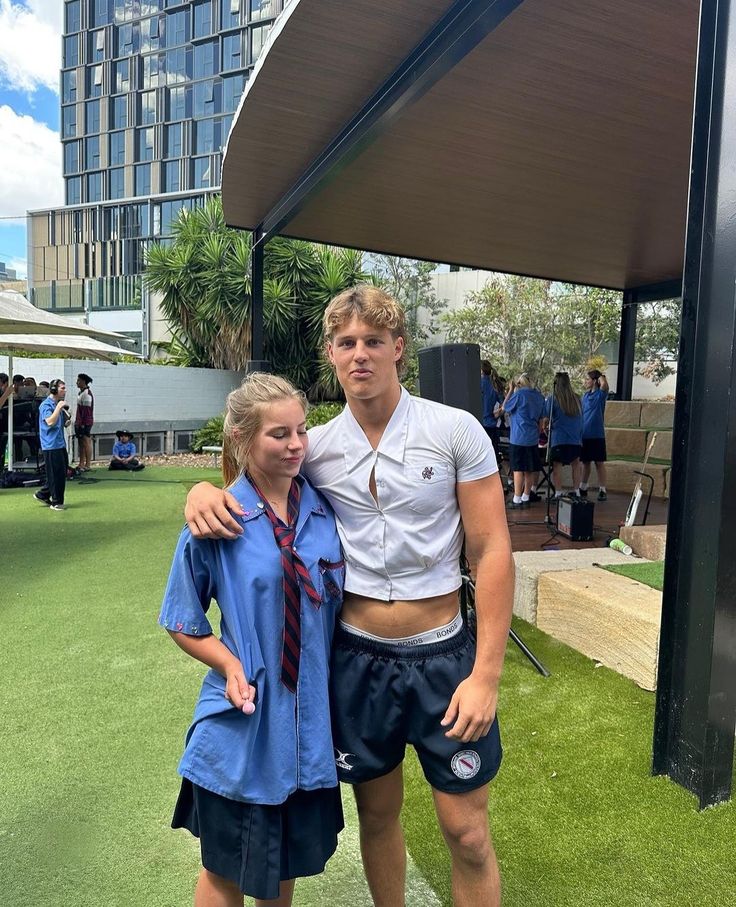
left=27, top=0, right=286, bottom=355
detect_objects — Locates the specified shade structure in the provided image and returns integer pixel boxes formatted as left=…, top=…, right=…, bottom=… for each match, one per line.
left=221, top=0, right=699, bottom=290
left=0, top=290, right=130, bottom=342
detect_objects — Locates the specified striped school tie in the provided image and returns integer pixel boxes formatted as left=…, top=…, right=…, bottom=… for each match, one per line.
left=251, top=478, right=321, bottom=693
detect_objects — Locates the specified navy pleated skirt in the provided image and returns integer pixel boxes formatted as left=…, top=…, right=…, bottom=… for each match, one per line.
left=172, top=779, right=344, bottom=900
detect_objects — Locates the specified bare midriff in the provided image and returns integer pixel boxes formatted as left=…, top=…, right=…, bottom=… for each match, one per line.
left=341, top=590, right=460, bottom=638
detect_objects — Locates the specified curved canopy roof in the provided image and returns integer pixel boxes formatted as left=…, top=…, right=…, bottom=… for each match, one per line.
left=222, top=0, right=698, bottom=290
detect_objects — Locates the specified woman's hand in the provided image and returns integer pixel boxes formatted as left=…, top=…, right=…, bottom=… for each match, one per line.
left=225, top=663, right=257, bottom=715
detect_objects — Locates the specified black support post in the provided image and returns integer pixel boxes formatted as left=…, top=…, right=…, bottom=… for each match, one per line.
left=653, top=0, right=736, bottom=808
left=616, top=289, right=637, bottom=401
left=251, top=226, right=265, bottom=363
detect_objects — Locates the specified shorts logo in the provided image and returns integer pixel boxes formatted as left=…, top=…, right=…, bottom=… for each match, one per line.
left=335, top=749, right=355, bottom=771
left=451, top=750, right=481, bottom=780
left=422, top=466, right=435, bottom=480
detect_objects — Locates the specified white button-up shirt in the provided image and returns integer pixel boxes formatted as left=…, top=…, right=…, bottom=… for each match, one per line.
left=304, top=388, right=498, bottom=601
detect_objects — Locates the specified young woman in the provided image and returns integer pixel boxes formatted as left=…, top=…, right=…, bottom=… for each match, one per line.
left=74, top=373, right=94, bottom=471
left=501, top=373, right=546, bottom=508
left=580, top=369, right=610, bottom=501
left=480, top=359, right=506, bottom=464
left=544, top=372, right=583, bottom=497
left=159, top=374, right=345, bottom=907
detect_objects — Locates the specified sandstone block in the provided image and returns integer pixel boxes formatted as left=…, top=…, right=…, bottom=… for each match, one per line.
left=606, top=428, right=647, bottom=458
left=537, top=568, right=661, bottom=690
left=647, top=430, right=672, bottom=460
left=512, top=549, right=645, bottom=625
left=619, top=524, right=667, bottom=560
left=640, top=402, right=675, bottom=428
left=605, top=401, right=642, bottom=427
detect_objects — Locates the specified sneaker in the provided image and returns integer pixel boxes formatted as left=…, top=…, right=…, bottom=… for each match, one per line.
left=578, top=488, right=588, bottom=498
left=50, top=504, right=67, bottom=511
left=33, top=491, right=50, bottom=506
left=507, top=500, right=524, bottom=510
left=597, top=490, right=607, bottom=502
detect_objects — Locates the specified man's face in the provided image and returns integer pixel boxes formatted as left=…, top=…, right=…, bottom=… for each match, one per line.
left=327, top=316, right=404, bottom=402
left=56, top=383, right=67, bottom=400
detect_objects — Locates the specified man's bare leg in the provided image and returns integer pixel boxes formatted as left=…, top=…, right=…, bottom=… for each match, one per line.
left=432, top=784, right=500, bottom=907
left=353, top=765, right=406, bottom=906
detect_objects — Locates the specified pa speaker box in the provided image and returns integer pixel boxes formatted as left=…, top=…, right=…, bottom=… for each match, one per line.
left=417, top=344, right=482, bottom=420
left=556, top=496, right=594, bottom=541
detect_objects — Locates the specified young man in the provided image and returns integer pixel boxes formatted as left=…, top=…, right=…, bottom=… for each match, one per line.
left=34, top=378, right=71, bottom=511
left=184, top=286, right=514, bottom=906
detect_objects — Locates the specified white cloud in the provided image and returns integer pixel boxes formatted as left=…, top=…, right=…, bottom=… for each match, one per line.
left=5, top=257, right=28, bottom=279
left=0, top=0, right=62, bottom=94
left=0, top=105, right=63, bottom=219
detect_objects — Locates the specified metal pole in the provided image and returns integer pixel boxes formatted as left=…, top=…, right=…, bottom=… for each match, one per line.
left=616, top=289, right=637, bottom=400
left=652, top=0, right=736, bottom=808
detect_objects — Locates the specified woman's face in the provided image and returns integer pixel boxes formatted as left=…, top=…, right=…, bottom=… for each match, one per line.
left=248, top=399, right=308, bottom=484
left=584, top=375, right=595, bottom=390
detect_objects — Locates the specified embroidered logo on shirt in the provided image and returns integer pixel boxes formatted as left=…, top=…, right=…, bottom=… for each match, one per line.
left=421, top=466, right=435, bottom=480
left=451, top=750, right=481, bottom=780
left=335, top=749, right=355, bottom=771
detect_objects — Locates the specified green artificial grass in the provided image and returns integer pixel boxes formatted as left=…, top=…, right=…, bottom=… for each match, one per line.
left=603, top=561, right=665, bottom=591
left=609, top=454, right=671, bottom=466
left=1, top=469, right=733, bottom=906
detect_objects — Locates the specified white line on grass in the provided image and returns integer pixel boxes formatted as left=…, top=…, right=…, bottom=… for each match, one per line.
left=246, top=784, right=442, bottom=906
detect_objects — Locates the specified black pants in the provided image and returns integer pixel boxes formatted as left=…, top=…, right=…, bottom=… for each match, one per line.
left=109, top=458, right=144, bottom=471
left=39, top=448, right=67, bottom=505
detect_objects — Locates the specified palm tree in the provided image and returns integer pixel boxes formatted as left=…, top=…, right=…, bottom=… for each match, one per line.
left=144, top=196, right=368, bottom=396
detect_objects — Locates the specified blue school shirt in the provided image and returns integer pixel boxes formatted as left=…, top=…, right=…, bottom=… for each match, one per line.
left=112, top=440, right=136, bottom=458
left=480, top=375, right=499, bottom=428
left=158, top=473, right=344, bottom=805
left=545, top=396, right=583, bottom=447
left=38, top=397, right=66, bottom=450
left=504, top=387, right=545, bottom=446
left=582, top=388, right=607, bottom=439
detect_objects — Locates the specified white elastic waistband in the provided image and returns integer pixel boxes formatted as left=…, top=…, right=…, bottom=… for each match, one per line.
left=339, top=612, right=463, bottom=648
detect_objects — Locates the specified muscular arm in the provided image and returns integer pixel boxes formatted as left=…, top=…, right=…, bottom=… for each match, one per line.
left=185, top=481, right=246, bottom=539
left=442, top=472, right=514, bottom=743
left=166, top=630, right=256, bottom=712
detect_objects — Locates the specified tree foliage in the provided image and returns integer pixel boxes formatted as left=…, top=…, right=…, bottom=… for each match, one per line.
left=144, top=196, right=368, bottom=396
left=441, top=275, right=681, bottom=388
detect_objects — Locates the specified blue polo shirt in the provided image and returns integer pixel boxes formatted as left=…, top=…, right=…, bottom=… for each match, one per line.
left=545, top=396, right=583, bottom=447
left=480, top=375, right=499, bottom=428
left=38, top=397, right=67, bottom=451
left=113, top=440, right=136, bottom=458
left=505, top=387, right=545, bottom=446
left=582, top=388, right=607, bottom=439
left=159, top=474, right=344, bottom=805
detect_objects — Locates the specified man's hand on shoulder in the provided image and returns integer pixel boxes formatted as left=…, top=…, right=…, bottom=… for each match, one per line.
left=185, top=481, right=245, bottom=539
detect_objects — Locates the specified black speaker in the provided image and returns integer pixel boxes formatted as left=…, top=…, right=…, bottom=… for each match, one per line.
left=417, top=344, right=482, bottom=419
left=556, top=496, right=594, bottom=541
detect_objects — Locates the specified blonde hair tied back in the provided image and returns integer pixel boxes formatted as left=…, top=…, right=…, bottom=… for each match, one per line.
left=221, top=372, right=307, bottom=487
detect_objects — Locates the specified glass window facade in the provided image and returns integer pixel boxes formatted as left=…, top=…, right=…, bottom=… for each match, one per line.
left=110, top=130, right=126, bottom=164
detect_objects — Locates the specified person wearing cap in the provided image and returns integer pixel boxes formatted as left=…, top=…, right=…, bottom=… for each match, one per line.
left=109, top=430, right=145, bottom=471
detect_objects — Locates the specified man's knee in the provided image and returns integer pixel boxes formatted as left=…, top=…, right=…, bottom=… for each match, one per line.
left=443, top=820, right=492, bottom=868
left=354, top=778, right=403, bottom=835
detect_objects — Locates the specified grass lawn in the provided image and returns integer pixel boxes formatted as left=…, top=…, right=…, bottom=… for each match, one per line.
left=602, top=561, right=665, bottom=591
left=1, top=469, right=733, bottom=906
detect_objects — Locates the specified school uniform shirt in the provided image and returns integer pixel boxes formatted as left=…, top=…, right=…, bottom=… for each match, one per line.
left=504, top=387, right=545, bottom=447
left=159, top=474, right=344, bottom=805
left=544, top=397, right=583, bottom=447
left=304, top=387, right=497, bottom=602
left=112, top=440, right=136, bottom=458
left=480, top=375, right=499, bottom=428
left=38, top=397, right=67, bottom=450
left=582, top=388, right=607, bottom=439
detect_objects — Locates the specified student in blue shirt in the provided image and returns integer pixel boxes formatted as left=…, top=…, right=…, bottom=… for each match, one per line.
left=501, top=374, right=545, bottom=509
left=544, top=372, right=583, bottom=498
left=159, top=374, right=345, bottom=906
left=580, top=370, right=610, bottom=501
left=33, top=378, right=71, bottom=511
left=109, top=429, right=144, bottom=471
left=480, top=359, right=504, bottom=460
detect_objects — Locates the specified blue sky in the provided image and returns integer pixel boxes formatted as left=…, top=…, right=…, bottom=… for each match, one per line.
left=0, top=0, right=65, bottom=278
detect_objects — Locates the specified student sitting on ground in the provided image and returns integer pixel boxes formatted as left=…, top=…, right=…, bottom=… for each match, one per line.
left=109, top=429, right=145, bottom=471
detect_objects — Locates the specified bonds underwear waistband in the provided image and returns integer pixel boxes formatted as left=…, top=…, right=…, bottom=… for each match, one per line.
left=338, top=611, right=463, bottom=648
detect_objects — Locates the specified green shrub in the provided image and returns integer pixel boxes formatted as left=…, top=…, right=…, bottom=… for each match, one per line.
left=307, top=403, right=344, bottom=428
left=191, top=413, right=224, bottom=452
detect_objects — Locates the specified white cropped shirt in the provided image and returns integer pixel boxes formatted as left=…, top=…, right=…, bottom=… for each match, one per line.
left=304, top=388, right=498, bottom=601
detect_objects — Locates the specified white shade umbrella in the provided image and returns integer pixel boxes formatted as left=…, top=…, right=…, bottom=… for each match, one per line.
left=1, top=332, right=141, bottom=473
left=0, top=290, right=131, bottom=342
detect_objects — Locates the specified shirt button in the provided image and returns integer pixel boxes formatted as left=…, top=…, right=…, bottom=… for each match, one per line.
left=257, top=502, right=264, bottom=509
